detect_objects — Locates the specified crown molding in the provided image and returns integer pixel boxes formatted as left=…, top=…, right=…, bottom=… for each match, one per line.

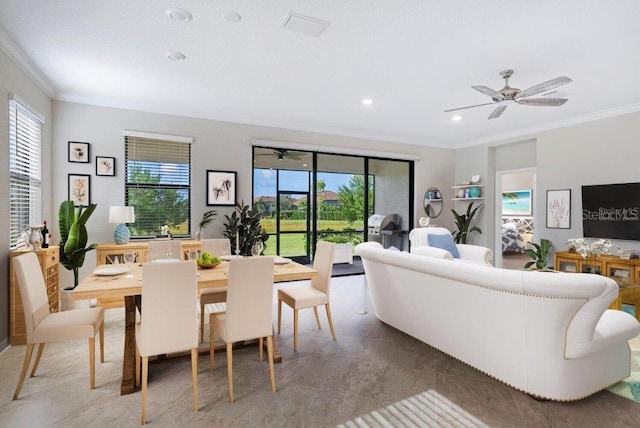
left=0, top=25, right=56, bottom=98
left=456, top=102, right=640, bottom=149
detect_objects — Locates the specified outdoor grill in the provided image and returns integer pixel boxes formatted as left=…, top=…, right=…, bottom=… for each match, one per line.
left=367, top=214, right=400, bottom=247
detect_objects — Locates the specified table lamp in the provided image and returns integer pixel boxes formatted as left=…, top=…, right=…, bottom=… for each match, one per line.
left=109, top=206, right=135, bottom=244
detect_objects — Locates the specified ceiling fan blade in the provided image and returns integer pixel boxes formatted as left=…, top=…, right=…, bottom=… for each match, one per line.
left=471, top=85, right=504, bottom=101
left=488, top=105, right=507, bottom=120
left=443, top=102, right=495, bottom=113
left=515, top=76, right=572, bottom=100
left=516, top=98, right=568, bottom=107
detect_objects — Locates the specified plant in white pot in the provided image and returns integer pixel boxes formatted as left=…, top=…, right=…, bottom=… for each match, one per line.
left=58, top=201, right=98, bottom=310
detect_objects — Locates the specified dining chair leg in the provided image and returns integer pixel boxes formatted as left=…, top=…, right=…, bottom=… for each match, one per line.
left=99, top=322, right=105, bottom=363
left=89, top=337, right=96, bottom=389
left=226, top=343, right=234, bottom=403
left=135, top=346, right=141, bottom=387
left=293, top=309, right=299, bottom=351
left=325, top=303, right=337, bottom=340
left=313, top=306, right=322, bottom=329
left=30, top=343, right=45, bottom=377
left=209, top=324, right=215, bottom=371
left=258, top=337, right=264, bottom=362
left=13, top=343, right=34, bottom=400
left=277, top=299, right=282, bottom=334
left=200, top=303, right=205, bottom=343
left=267, top=336, right=276, bottom=393
left=141, top=356, right=148, bottom=424
left=191, top=348, right=198, bottom=412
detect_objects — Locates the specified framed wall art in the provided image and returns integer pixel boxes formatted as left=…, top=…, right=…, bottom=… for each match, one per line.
left=68, top=174, right=91, bottom=206
left=96, top=156, right=116, bottom=176
left=68, top=141, right=90, bottom=163
left=502, top=189, right=532, bottom=216
left=206, top=170, right=237, bottom=206
left=546, top=189, right=571, bottom=229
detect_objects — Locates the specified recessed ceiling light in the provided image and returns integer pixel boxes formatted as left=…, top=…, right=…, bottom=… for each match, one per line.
left=166, top=8, right=192, bottom=23
left=224, top=11, right=242, bottom=23
left=362, top=98, right=373, bottom=106
left=451, top=115, right=462, bottom=121
left=165, top=51, right=186, bottom=61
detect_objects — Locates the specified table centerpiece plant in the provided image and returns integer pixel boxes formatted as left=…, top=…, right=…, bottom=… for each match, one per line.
left=566, top=237, right=613, bottom=273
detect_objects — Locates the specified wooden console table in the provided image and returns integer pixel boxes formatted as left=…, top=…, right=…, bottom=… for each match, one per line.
left=554, top=251, right=640, bottom=318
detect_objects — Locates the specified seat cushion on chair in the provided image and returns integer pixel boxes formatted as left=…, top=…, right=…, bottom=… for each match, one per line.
left=32, top=308, right=104, bottom=343
left=279, top=286, right=329, bottom=309
left=210, top=312, right=228, bottom=341
left=200, top=287, right=227, bottom=304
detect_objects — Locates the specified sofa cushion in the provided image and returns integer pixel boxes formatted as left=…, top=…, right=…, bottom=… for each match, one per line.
left=428, top=233, right=460, bottom=258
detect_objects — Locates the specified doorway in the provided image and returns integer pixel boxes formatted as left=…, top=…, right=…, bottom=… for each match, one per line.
left=495, top=168, right=536, bottom=269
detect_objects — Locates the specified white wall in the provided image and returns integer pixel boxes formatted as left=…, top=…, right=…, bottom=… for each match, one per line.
left=51, top=101, right=455, bottom=287
left=456, top=111, right=640, bottom=260
left=0, top=48, right=52, bottom=348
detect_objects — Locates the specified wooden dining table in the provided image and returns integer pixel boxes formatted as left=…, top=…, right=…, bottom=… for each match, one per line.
left=72, top=258, right=317, bottom=395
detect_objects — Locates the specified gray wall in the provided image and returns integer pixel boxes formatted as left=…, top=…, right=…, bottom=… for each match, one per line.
left=455, top=111, right=640, bottom=261
left=51, top=101, right=454, bottom=291
left=0, top=48, right=52, bottom=350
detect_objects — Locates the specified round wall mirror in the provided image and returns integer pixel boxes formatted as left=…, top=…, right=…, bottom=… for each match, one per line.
left=423, top=187, right=443, bottom=218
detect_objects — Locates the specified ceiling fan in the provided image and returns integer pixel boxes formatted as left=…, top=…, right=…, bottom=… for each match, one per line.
left=255, top=148, right=305, bottom=160
left=444, top=69, right=572, bottom=120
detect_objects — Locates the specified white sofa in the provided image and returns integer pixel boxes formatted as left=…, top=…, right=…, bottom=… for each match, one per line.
left=355, top=241, right=640, bottom=401
left=409, top=227, right=493, bottom=266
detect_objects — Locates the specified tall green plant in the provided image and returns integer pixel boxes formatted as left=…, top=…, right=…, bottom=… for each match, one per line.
left=59, top=201, right=98, bottom=289
left=451, top=202, right=483, bottom=244
left=524, top=239, right=553, bottom=270
left=222, top=202, right=268, bottom=256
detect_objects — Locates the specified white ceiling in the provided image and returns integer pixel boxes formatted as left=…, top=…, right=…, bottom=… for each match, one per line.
left=1, top=0, right=639, bottom=149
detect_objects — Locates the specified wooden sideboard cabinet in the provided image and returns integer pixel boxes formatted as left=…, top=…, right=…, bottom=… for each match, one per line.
left=10, top=246, right=60, bottom=345
left=94, top=240, right=202, bottom=308
left=554, top=251, right=640, bottom=284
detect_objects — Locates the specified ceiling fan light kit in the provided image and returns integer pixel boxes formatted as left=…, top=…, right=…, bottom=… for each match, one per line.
left=445, top=69, right=572, bottom=119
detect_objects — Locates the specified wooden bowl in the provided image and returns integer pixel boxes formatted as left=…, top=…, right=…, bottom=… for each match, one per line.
left=197, top=261, right=220, bottom=269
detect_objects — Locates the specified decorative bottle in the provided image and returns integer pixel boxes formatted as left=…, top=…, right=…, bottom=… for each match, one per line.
left=41, top=220, right=50, bottom=248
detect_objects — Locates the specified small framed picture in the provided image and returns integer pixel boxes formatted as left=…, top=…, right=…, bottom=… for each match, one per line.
left=546, top=189, right=571, bottom=229
left=68, top=141, right=90, bottom=163
left=96, top=156, right=116, bottom=176
left=207, top=170, right=237, bottom=206
left=68, top=174, right=91, bottom=206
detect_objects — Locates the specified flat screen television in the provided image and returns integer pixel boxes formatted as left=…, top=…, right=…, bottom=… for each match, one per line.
left=582, top=183, right=640, bottom=241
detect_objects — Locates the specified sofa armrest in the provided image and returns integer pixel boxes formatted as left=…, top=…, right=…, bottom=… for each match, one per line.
left=410, top=245, right=454, bottom=260
left=456, top=244, right=493, bottom=266
left=566, top=309, right=640, bottom=358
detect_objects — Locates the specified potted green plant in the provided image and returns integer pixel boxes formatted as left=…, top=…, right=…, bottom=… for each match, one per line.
left=222, top=202, right=268, bottom=256
left=59, top=201, right=98, bottom=289
left=196, top=209, right=217, bottom=240
left=451, top=202, right=483, bottom=244
left=524, top=239, right=553, bottom=270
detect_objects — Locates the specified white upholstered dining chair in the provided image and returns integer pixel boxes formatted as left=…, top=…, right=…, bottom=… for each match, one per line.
left=135, top=261, right=199, bottom=424
left=12, top=252, right=105, bottom=400
left=199, top=238, right=231, bottom=342
left=209, top=256, right=276, bottom=403
left=277, top=241, right=336, bottom=351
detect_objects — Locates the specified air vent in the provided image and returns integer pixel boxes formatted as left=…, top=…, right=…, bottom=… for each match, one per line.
left=282, top=12, right=330, bottom=37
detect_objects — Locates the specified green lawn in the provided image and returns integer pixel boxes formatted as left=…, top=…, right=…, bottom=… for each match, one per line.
left=260, top=219, right=358, bottom=233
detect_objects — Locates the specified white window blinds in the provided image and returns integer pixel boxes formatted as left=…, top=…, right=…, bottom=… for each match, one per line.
left=124, top=135, right=191, bottom=238
left=9, top=99, right=42, bottom=249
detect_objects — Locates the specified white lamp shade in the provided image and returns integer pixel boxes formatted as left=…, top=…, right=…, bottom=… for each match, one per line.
left=109, top=206, right=135, bottom=224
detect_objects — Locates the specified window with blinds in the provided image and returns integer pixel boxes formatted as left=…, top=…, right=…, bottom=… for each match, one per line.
left=9, top=99, right=42, bottom=249
left=124, top=136, right=191, bottom=238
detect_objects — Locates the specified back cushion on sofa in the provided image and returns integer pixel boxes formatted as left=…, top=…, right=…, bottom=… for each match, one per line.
left=428, top=234, right=460, bottom=258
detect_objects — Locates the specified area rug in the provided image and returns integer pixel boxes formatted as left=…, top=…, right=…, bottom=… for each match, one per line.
left=607, top=304, right=640, bottom=403
left=338, top=389, right=489, bottom=428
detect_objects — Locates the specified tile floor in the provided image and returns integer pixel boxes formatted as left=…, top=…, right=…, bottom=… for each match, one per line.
left=1, top=275, right=639, bottom=427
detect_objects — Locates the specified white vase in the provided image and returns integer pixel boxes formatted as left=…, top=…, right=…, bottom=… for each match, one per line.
left=29, top=225, right=44, bottom=250
left=60, top=288, right=90, bottom=311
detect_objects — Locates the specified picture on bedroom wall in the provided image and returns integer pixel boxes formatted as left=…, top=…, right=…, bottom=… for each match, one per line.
left=502, top=190, right=532, bottom=216
left=206, top=170, right=236, bottom=206
left=546, top=189, right=571, bottom=229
